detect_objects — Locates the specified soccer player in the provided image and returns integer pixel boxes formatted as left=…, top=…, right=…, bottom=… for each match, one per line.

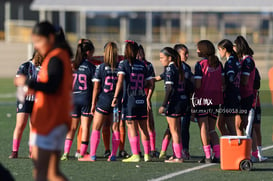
left=137, top=45, right=158, bottom=157
left=79, top=42, right=121, bottom=161
left=251, top=68, right=268, bottom=162
left=61, top=39, right=96, bottom=160
left=158, top=47, right=187, bottom=163
left=233, top=36, right=255, bottom=136
left=15, top=21, right=73, bottom=181
left=217, top=39, right=241, bottom=136
left=9, top=51, right=43, bottom=159
left=174, top=44, right=194, bottom=159
left=111, top=41, right=154, bottom=162
left=194, top=40, right=223, bottom=163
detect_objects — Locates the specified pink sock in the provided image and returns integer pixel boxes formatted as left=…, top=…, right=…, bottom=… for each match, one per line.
left=252, top=149, right=258, bottom=158
left=173, top=143, right=182, bottom=159
left=213, top=145, right=220, bottom=159
left=203, top=145, right=211, bottom=159
left=64, top=139, right=73, bottom=154
left=142, top=140, right=150, bottom=154
left=29, top=145, right=32, bottom=153
left=137, top=134, right=141, bottom=153
left=149, top=131, right=156, bottom=151
left=90, top=130, right=100, bottom=157
left=80, top=143, right=88, bottom=156
left=111, top=131, right=120, bottom=157
left=129, top=136, right=139, bottom=155
left=161, top=138, right=170, bottom=152
left=12, top=139, right=20, bottom=152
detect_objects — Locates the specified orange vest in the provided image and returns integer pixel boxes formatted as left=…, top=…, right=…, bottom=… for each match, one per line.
left=269, top=67, right=273, bottom=105
left=31, top=48, right=72, bottom=135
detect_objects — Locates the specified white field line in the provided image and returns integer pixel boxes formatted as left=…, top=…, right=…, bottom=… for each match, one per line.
left=148, top=144, right=273, bottom=181
left=0, top=93, right=16, bottom=98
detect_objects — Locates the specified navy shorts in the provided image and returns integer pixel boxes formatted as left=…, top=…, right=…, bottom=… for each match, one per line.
left=223, top=92, right=241, bottom=116
left=121, top=95, right=147, bottom=121
left=165, top=99, right=187, bottom=118
left=240, top=95, right=254, bottom=115
left=17, top=101, right=34, bottom=114
left=193, top=105, right=219, bottom=120
left=96, top=95, right=116, bottom=115
left=253, top=106, right=261, bottom=124
left=72, top=104, right=92, bottom=118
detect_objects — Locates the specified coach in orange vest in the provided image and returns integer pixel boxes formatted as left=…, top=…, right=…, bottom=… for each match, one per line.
left=15, top=21, right=72, bottom=181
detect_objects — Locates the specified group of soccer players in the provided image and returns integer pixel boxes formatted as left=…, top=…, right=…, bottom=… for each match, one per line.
left=10, top=20, right=268, bottom=180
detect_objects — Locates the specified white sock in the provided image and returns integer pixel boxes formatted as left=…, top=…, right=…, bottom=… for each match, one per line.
left=257, top=146, right=262, bottom=157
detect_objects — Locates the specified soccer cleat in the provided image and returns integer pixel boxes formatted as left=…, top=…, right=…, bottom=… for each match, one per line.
left=104, top=150, right=111, bottom=158
left=183, top=151, right=191, bottom=160
left=259, top=156, right=268, bottom=162
left=159, top=151, right=166, bottom=159
left=251, top=155, right=259, bottom=163
left=212, top=157, right=220, bottom=163
left=78, top=155, right=96, bottom=162
left=198, top=157, right=212, bottom=164
left=107, top=155, right=117, bottom=162
left=119, top=150, right=130, bottom=158
left=9, top=151, right=18, bottom=159
left=75, top=151, right=81, bottom=158
left=150, top=150, right=160, bottom=158
left=144, top=154, right=151, bottom=162
left=60, top=153, right=68, bottom=161
left=165, top=157, right=183, bottom=163
left=122, top=154, right=140, bottom=162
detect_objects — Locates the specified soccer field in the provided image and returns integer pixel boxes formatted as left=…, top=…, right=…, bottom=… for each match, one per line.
left=0, top=78, right=272, bottom=181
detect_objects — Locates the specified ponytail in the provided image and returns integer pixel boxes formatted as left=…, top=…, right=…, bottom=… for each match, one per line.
left=160, top=47, right=184, bottom=81
left=124, top=40, right=139, bottom=64
left=74, top=39, right=95, bottom=70
left=197, top=40, right=219, bottom=68
left=104, top=42, right=118, bottom=70
left=218, top=39, right=239, bottom=61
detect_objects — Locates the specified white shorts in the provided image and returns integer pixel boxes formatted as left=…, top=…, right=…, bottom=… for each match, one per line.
left=29, top=124, right=68, bottom=151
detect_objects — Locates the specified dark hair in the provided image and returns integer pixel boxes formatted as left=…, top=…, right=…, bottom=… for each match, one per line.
left=160, top=47, right=184, bottom=81
left=137, top=44, right=146, bottom=61
left=32, top=50, right=44, bottom=67
left=218, top=39, right=239, bottom=61
left=32, top=21, right=73, bottom=57
left=74, top=39, right=95, bottom=70
left=174, top=44, right=189, bottom=55
left=124, top=41, right=139, bottom=64
left=234, top=35, right=254, bottom=58
left=197, top=40, right=219, bottom=68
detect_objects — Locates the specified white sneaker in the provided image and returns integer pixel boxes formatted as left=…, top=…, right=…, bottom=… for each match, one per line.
left=75, top=151, right=81, bottom=158
left=251, top=156, right=259, bottom=163
left=258, top=156, right=268, bottom=162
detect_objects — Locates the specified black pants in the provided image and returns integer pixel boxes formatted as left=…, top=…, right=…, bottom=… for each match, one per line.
left=181, top=114, right=191, bottom=151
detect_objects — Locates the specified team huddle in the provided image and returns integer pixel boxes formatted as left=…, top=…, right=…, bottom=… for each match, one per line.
left=10, top=21, right=267, bottom=180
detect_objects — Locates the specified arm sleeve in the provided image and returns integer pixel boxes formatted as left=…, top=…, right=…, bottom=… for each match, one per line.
left=241, top=57, right=255, bottom=76
left=162, top=84, right=172, bottom=107
left=253, top=68, right=261, bottom=90
left=92, top=65, right=101, bottom=82
left=194, top=62, right=203, bottom=79
left=117, top=61, right=126, bottom=75
left=225, top=61, right=235, bottom=83
left=27, top=57, right=63, bottom=94
left=16, top=62, right=29, bottom=77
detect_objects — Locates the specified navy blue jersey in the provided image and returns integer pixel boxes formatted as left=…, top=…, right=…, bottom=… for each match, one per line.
left=253, top=68, right=261, bottom=90
left=164, top=62, right=187, bottom=101
left=182, top=62, right=194, bottom=95
left=17, top=60, right=40, bottom=101
left=224, top=55, right=241, bottom=94
left=118, top=59, right=152, bottom=98
left=73, top=60, right=96, bottom=105
left=93, top=63, right=119, bottom=97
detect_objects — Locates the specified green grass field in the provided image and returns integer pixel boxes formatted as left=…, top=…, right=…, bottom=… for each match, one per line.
left=0, top=78, right=273, bottom=181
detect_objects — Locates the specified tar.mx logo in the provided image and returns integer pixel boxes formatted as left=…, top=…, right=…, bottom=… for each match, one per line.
left=191, top=93, right=213, bottom=107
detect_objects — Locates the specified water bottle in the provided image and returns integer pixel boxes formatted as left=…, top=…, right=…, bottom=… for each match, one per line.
left=113, top=105, right=119, bottom=123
